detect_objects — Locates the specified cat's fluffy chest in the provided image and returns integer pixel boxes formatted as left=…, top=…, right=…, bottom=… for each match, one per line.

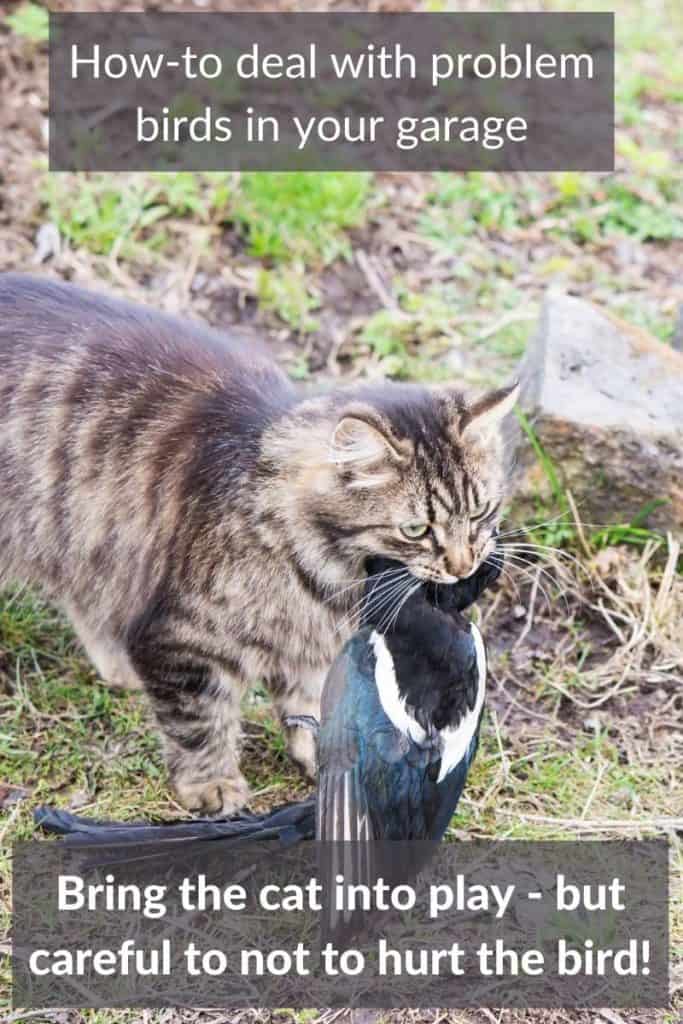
left=197, top=554, right=360, bottom=678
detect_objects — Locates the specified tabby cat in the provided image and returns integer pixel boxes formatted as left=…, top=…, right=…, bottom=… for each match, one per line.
left=0, top=274, right=517, bottom=813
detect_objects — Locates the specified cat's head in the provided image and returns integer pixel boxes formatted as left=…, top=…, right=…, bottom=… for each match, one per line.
left=324, top=380, right=518, bottom=584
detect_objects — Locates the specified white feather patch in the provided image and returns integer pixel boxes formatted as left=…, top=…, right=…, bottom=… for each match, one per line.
left=370, top=625, right=486, bottom=786
left=370, top=631, right=426, bottom=744
left=437, top=622, right=486, bottom=783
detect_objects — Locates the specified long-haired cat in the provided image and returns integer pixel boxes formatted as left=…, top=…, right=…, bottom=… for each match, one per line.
left=0, top=274, right=517, bottom=813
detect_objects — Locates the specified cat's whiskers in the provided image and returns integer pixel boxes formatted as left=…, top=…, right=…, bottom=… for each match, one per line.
left=496, top=513, right=609, bottom=540
left=486, top=556, right=524, bottom=603
left=334, top=568, right=413, bottom=634
left=373, top=572, right=417, bottom=631
left=346, top=568, right=412, bottom=618
left=499, top=541, right=583, bottom=572
left=499, top=545, right=578, bottom=591
left=360, top=571, right=416, bottom=628
left=489, top=555, right=555, bottom=611
left=497, top=548, right=562, bottom=586
left=381, top=578, right=423, bottom=634
left=321, top=565, right=408, bottom=607
left=366, top=572, right=418, bottom=636
left=489, top=552, right=564, bottom=612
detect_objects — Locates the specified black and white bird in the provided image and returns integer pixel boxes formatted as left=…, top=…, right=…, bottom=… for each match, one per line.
left=316, top=555, right=492, bottom=844
left=35, top=555, right=497, bottom=847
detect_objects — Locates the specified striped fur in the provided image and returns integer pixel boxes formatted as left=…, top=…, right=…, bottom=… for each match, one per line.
left=0, top=275, right=515, bottom=813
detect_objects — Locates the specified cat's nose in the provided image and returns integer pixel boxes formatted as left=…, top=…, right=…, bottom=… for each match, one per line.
left=445, top=548, right=475, bottom=579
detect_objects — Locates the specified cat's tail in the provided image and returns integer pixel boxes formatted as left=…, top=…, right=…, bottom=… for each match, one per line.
left=34, top=800, right=316, bottom=848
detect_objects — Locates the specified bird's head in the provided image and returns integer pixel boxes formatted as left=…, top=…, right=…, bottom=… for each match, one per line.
left=361, top=551, right=502, bottom=633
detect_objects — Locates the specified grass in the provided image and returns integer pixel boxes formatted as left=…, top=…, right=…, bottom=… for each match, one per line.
left=41, top=173, right=229, bottom=259
left=257, top=266, right=321, bottom=335
left=5, top=1, right=48, bottom=44
left=358, top=291, right=457, bottom=382
left=231, top=172, right=373, bottom=265
left=42, top=171, right=372, bottom=267
left=0, top=591, right=311, bottom=823
left=420, top=167, right=683, bottom=249
left=420, top=172, right=538, bottom=245
left=456, top=725, right=680, bottom=843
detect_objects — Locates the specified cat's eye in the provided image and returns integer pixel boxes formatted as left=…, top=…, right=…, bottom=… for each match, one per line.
left=469, top=503, right=490, bottom=521
left=400, top=522, right=430, bottom=540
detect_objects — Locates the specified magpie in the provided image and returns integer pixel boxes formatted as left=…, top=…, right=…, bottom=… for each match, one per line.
left=317, top=554, right=493, bottom=844
left=35, top=554, right=498, bottom=847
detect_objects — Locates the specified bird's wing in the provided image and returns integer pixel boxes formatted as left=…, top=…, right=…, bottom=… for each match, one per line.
left=428, top=725, right=481, bottom=840
left=316, top=634, right=388, bottom=940
left=317, top=635, right=376, bottom=843
left=318, top=630, right=438, bottom=845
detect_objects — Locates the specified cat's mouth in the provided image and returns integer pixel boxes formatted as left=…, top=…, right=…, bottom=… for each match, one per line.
left=410, top=562, right=486, bottom=585
left=410, top=567, right=462, bottom=585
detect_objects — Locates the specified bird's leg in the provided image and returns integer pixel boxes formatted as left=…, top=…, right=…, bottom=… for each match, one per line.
left=268, top=665, right=324, bottom=779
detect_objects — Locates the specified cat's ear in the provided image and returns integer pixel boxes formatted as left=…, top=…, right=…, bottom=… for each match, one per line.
left=460, top=380, right=519, bottom=439
left=330, top=406, right=408, bottom=486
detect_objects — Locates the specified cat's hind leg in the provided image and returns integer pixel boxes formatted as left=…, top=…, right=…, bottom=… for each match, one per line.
left=66, top=606, right=143, bottom=691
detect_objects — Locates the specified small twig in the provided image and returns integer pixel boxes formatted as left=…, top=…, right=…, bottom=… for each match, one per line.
left=0, top=796, right=28, bottom=846
left=355, top=249, right=400, bottom=311
left=476, top=806, right=683, bottom=832
left=480, top=1010, right=503, bottom=1024
left=512, top=565, right=541, bottom=650
left=598, top=1009, right=629, bottom=1024
left=580, top=758, right=608, bottom=819
left=654, top=532, right=680, bottom=621
left=83, top=98, right=126, bottom=131
left=475, top=306, right=536, bottom=342
left=0, top=1010, right=58, bottom=1024
left=179, top=227, right=210, bottom=307
left=489, top=706, right=510, bottom=780
left=566, top=488, right=592, bottom=558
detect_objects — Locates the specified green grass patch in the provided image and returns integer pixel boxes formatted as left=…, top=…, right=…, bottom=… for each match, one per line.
left=0, top=592, right=163, bottom=807
left=589, top=500, right=671, bottom=551
left=481, top=319, right=528, bottom=361
left=257, top=265, right=320, bottom=334
left=232, top=172, right=372, bottom=266
left=41, top=171, right=372, bottom=271
left=582, top=184, right=681, bottom=243
left=359, top=286, right=464, bottom=382
left=457, top=725, right=677, bottom=842
left=419, top=171, right=539, bottom=250
left=42, top=172, right=229, bottom=259
left=5, top=1, right=48, bottom=43
left=421, top=151, right=682, bottom=257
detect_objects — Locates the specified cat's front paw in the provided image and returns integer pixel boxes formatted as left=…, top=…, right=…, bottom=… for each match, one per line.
left=173, top=772, right=250, bottom=815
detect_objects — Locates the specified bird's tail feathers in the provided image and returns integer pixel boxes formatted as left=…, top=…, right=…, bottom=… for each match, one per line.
left=34, top=800, right=316, bottom=847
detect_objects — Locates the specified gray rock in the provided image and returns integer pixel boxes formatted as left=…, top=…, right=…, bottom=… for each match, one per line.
left=514, top=291, right=683, bottom=532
